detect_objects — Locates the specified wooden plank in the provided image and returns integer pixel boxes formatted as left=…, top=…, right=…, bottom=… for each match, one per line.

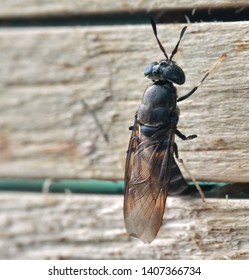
left=0, top=192, right=248, bottom=259
left=0, top=22, right=249, bottom=182
left=0, top=1, right=247, bottom=18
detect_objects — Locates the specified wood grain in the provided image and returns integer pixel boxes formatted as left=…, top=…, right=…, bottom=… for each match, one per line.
left=0, top=1, right=247, bottom=18
left=0, top=22, right=249, bottom=181
left=0, top=192, right=248, bottom=259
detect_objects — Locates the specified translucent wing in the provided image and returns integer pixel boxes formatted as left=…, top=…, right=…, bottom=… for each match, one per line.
left=124, top=123, right=176, bottom=243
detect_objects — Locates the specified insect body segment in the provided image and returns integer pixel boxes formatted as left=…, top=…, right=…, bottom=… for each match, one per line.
left=144, top=61, right=185, bottom=85
left=124, top=18, right=205, bottom=244
left=137, top=81, right=178, bottom=130
left=144, top=18, right=187, bottom=85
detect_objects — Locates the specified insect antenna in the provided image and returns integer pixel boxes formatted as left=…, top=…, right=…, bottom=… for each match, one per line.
left=150, top=17, right=169, bottom=60
left=170, top=26, right=187, bottom=61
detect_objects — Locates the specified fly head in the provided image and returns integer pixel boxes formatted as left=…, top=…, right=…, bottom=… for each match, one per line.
left=144, top=17, right=187, bottom=85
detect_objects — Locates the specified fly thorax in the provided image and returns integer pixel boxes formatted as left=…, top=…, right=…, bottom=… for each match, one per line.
left=137, top=81, right=177, bottom=127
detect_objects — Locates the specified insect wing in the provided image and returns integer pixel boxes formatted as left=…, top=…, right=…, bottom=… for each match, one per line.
left=124, top=120, right=140, bottom=188
left=124, top=126, right=175, bottom=243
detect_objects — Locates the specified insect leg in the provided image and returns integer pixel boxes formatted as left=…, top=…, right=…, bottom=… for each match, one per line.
left=174, top=143, right=205, bottom=202
left=176, top=73, right=209, bottom=102
left=129, top=125, right=135, bottom=131
left=177, top=53, right=227, bottom=102
left=176, top=129, right=197, bottom=140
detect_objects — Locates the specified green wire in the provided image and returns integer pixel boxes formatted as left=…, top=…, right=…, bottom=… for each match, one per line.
left=0, top=179, right=124, bottom=194
left=0, top=179, right=248, bottom=198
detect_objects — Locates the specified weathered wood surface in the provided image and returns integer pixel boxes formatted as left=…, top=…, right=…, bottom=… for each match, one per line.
left=0, top=1, right=247, bottom=18
left=0, top=22, right=249, bottom=181
left=0, top=192, right=248, bottom=260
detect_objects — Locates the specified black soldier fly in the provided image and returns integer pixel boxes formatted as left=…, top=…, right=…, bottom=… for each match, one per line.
left=124, top=18, right=225, bottom=244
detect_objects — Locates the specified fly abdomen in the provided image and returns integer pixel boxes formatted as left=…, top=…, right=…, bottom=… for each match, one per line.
left=168, top=159, right=188, bottom=195
left=140, top=125, right=161, bottom=137
left=140, top=125, right=159, bottom=137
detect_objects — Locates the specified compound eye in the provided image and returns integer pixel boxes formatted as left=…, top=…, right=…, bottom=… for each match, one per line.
left=144, top=62, right=158, bottom=77
left=162, top=64, right=185, bottom=85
